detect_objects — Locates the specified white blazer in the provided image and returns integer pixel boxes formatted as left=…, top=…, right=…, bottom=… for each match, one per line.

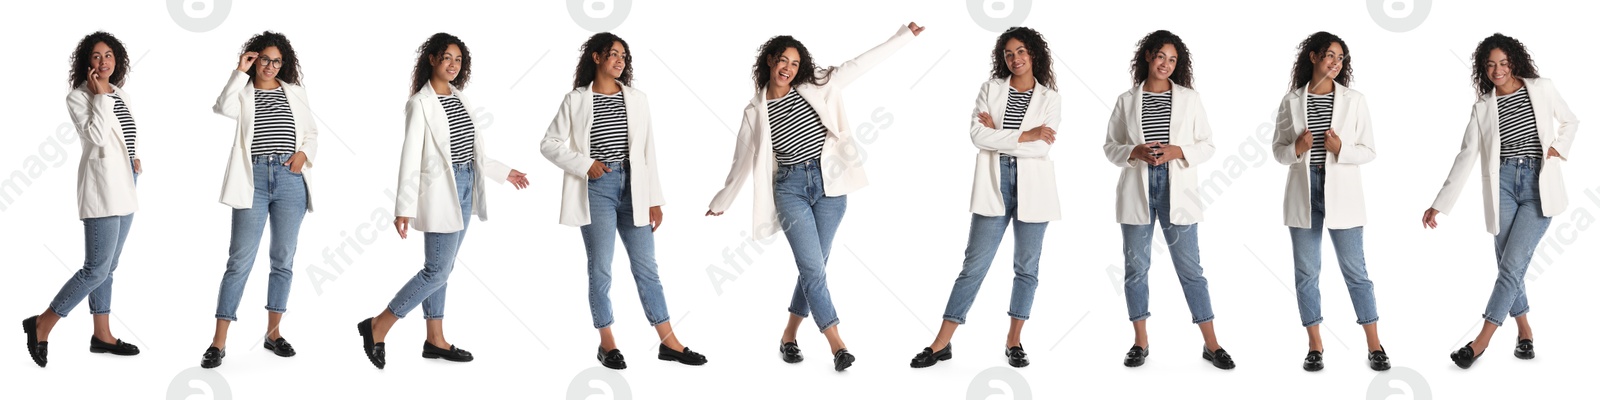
left=539, top=83, right=665, bottom=227
left=212, top=70, right=320, bottom=211
left=394, top=86, right=513, bottom=233
left=1431, top=77, right=1580, bottom=235
left=1271, top=83, right=1377, bottom=229
left=1102, top=84, right=1217, bottom=225
left=66, top=84, right=138, bottom=220
left=709, top=25, right=917, bottom=239
left=968, top=78, right=1061, bottom=222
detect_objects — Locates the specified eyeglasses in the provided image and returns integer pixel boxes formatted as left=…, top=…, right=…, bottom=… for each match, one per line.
left=257, top=57, right=284, bottom=68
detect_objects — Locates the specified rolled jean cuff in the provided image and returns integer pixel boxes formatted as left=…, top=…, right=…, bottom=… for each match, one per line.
left=265, top=306, right=287, bottom=314
left=816, top=318, right=840, bottom=332
left=90, top=308, right=112, bottom=316
left=942, top=315, right=967, bottom=325
left=1192, top=315, right=1215, bottom=324
left=1128, top=312, right=1151, bottom=322
left=1007, top=312, right=1030, bottom=321
left=214, top=313, right=239, bottom=321
left=1301, top=317, right=1324, bottom=328
left=788, top=308, right=809, bottom=319
left=1357, top=316, right=1379, bottom=326
left=648, top=316, right=671, bottom=327
left=1510, top=307, right=1530, bottom=319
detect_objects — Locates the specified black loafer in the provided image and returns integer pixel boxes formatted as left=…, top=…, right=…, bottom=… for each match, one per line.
left=598, top=346, right=626, bottom=370
left=22, top=316, right=45, bottom=367
left=1123, top=345, right=1148, bottom=367
left=909, top=344, right=951, bottom=368
left=264, top=337, right=296, bottom=357
left=1006, top=345, right=1029, bottom=368
left=1514, top=339, right=1535, bottom=360
left=201, top=346, right=225, bottom=369
left=658, top=344, right=707, bottom=366
left=422, top=341, right=473, bottom=362
left=1450, top=341, right=1480, bottom=369
left=833, top=348, right=855, bottom=372
left=356, top=318, right=384, bottom=369
left=89, top=336, right=139, bottom=356
left=1202, top=347, right=1236, bottom=370
left=1303, top=350, right=1324, bottom=372
left=780, top=341, right=803, bottom=364
left=1369, top=346, right=1391, bottom=371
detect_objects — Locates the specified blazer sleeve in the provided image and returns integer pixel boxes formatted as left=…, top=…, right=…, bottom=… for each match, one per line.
left=1173, top=93, right=1217, bottom=168
left=1545, top=81, right=1579, bottom=159
left=708, top=110, right=759, bottom=213
left=1430, top=110, right=1483, bottom=214
left=645, top=107, right=666, bottom=207
left=395, top=99, right=426, bottom=219
left=291, top=85, right=320, bottom=167
left=539, top=93, right=595, bottom=177
left=823, top=25, right=916, bottom=90
left=1334, top=94, right=1377, bottom=165
left=65, top=89, right=114, bottom=150
left=969, top=83, right=1022, bottom=152
left=1271, top=96, right=1305, bottom=165
left=1103, top=98, right=1138, bottom=168
left=213, top=70, right=250, bottom=119
left=1003, top=90, right=1059, bottom=159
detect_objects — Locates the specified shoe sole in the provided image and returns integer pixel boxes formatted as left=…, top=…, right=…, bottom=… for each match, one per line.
left=422, top=353, right=473, bottom=362
left=658, top=354, right=707, bottom=365
left=89, top=347, right=139, bottom=356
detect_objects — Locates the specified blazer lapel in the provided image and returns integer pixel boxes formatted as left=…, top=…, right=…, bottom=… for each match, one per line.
left=1527, top=79, right=1554, bottom=147
left=1126, top=86, right=1143, bottom=144
left=795, top=86, right=838, bottom=138
left=622, top=85, right=645, bottom=162
left=1017, top=81, right=1044, bottom=130
left=421, top=90, right=454, bottom=161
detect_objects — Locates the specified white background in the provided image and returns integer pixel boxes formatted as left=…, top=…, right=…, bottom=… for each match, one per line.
left=1, top=0, right=1594, bottom=399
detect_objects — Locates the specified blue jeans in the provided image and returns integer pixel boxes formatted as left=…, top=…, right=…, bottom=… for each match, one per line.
left=215, top=154, right=308, bottom=321
left=1120, top=164, right=1215, bottom=323
left=387, top=163, right=474, bottom=320
left=1484, top=156, right=1551, bottom=326
left=48, top=162, right=139, bottom=318
left=582, top=161, right=671, bottom=329
left=942, top=156, right=1047, bottom=323
left=774, top=159, right=847, bottom=331
left=1290, top=166, right=1378, bottom=327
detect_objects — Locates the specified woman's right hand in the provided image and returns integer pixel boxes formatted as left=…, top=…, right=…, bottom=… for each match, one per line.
left=705, top=209, right=723, bottom=217
left=1294, top=129, right=1314, bottom=156
left=1019, top=126, right=1056, bottom=144
left=237, top=51, right=259, bottom=73
left=1129, top=142, right=1160, bottom=165
left=86, top=66, right=107, bottom=95
left=394, top=216, right=410, bottom=239
left=587, top=161, right=612, bottom=179
left=1422, top=208, right=1441, bottom=229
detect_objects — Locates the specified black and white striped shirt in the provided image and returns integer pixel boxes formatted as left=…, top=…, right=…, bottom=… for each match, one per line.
left=439, top=95, right=476, bottom=164
left=1140, top=91, right=1172, bottom=144
left=767, top=88, right=827, bottom=166
left=1497, top=87, right=1542, bottom=160
left=589, top=91, right=629, bottom=162
left=108, top=93, right=137, bottom=159
left=251, top=87, right=297, bottom=156
left=1001, top=87, right=1033, bottom=157
left=1306, top=92, right=1334, bottom=166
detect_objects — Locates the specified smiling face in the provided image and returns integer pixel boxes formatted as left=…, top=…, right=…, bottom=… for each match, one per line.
left=1486, top=48, right=1514, bottom=88
left=593, top=41, right=628, bottom=82
left=1003, top=38, right=1032, bottom=79
left=432, top=44, right=463, bottom=83
left=768, top=47, right=801, bottom=88
left=89, top=42, right=115, bottom=80
left=254, top=46, right=282, bottom=81
left=1147, top=44, right=1177, bottom=83
left=1313, top=42, right=1344, bottom=83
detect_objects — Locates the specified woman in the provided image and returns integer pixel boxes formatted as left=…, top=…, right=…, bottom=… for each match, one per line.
left=200, top=31, right=318, bottom=369
left=1424, top=33, right=1578, bottom=369
left=1102, top=30, right=1233, bottom=370
left=539, top=32, right=707, bottom=370
left=707, top=22, right=925, bottom=372
left=1270, top=31, right=1388, bottom=372
left=22, top=31, right=144, bottom=367
left=355, top=32, right=530, bottom=369
left=909, top=26, right=1059, bottom=369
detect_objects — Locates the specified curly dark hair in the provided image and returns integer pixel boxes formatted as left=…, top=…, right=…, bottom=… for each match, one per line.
left=411, top=33, right=472, bottom=94
left=1471, top=33, right=1539, bottom=95
left=1290, top=31, right=1353, bottom=91
left=1129, top=30, right=1194, bottom=88
left=990, top=27, right=1055, bottom=90
left=751, top=35, right=829, bottom=90
left=241, top=31, right=301, bottom=85
left=69, top=31, right=130, bottom=89
left=573, top=32, right=633, bottom=89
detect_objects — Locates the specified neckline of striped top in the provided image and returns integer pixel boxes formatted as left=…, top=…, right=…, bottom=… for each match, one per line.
left=589, top=91, right=630, bottom=162
left=108, top=93, right=137, bottom=159
left=1497, top=87, right=1542, bottom=160
left=439, top=95, right=476, bottom=165
left=767, top=88, right=827, bottom=166
left=1306, top=92, right=1334, bottom=166
left=251, top=87, right=297, bottom=156
left=1140, top=91, right=1172, bottom=144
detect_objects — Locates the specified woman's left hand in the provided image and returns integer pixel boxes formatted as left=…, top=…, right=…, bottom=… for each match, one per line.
left=650, top=206, right=664, bottom=232
left=1152, top=144, right=1185, bottom=165
left=507, top=169, right=529, bottom=189
left=1548, top=147, right=1563, bottom=159
left=132, top=159, right=142, bottom=174
left=284, top=152, right=307, bottom=173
